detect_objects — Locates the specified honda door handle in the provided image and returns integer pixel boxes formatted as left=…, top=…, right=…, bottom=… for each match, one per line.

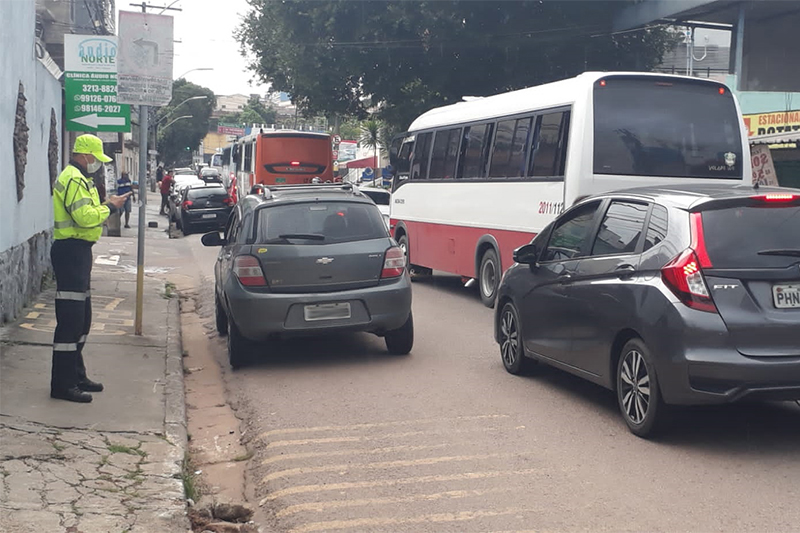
left=558, top=272, right=574, bottom=284
left=615, top=264, right=636, bottom=278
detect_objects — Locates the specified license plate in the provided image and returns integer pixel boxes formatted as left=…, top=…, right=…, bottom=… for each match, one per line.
left=202, top=214, right=216, bottom=219
left=304, top=302, right=351, bottom=321
left=773, top=284, right=800, bottom=308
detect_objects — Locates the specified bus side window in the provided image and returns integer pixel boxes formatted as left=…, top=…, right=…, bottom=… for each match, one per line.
left=244, top=142, right=253, bottom=172
left=411, top=132, right=433, bottom=180
left=460, top=123, right=493, bottom=179
left=529, top=111, right=570, bottom=178
left=429, top=128, right=461, bottom=179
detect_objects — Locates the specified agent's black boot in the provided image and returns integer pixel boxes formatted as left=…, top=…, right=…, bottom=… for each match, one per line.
left=51, top=353, right=93, bottom=402
left=51, top=386, right=93, bottom=403
left=76, top=352, right=104, bottom=392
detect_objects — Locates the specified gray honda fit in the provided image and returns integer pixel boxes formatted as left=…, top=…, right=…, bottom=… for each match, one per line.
left=495, top=185, right=800, bottom=437
left=203, top=184, right=413, bottom=368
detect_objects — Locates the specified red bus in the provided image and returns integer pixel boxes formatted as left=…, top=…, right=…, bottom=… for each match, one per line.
left=231, top=130, right=334, bottom=194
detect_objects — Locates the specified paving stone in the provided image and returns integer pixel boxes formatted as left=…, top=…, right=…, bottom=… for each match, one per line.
left=60, top=446, right=102, bottom=462
left=5, top=471, right=44, bottom=509
left=75, top=493, right=129, bottom=515
left=83, top=478, right=121, bottom=491
left=98, top=462, right=130, bottom=478
left=43, top=478, right=80, bottom=505
left=105, top=434, right=144, bottom=449
left=139, top=458, right=179, bottom=477
left=1, top=459, right=34, bottom=474
left=0, top=508, right=62, bottom=533
left=106, top=451, right=142, bottom=469
left=0, top=434, right=60, bottom=460
left=75, top=511, right=132, bottom=532
left=41, top=462, right=82, bottom=485
left=140, top=438, right=181, bottom=461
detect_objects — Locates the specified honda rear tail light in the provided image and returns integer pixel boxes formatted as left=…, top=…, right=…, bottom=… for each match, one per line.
left=182, top=200, right=193, bottom=209
left=233, top=256, right=267, bottom=287
left=381, top=246, right=406, bottom=279
left=661, top=213, right=716, bottom=313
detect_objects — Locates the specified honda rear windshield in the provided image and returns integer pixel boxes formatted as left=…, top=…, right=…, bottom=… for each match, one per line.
left=702, top=206, right=800, bottom=268
left=256, top=202, right=388, bottom=244
left=187, top=187, right=227, bottom=200
left=594, top=77, right=743, bottom=179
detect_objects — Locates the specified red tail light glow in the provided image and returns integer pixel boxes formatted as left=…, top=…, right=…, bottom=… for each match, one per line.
left=233, top=256, right=267, bottom=287
left=718, top=87, right=725, bottom=95
left=662, top=213, right=715, bottom=313
left=754, top=193, right=798, bottom=202
left=291, top=161, right=301, bottom=166
left=182, top=200, right=193, bottom=209
left=381, top=247, right=406, bottom=279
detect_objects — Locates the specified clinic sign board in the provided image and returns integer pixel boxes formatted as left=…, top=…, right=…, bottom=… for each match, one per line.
left=64, top=35, right=131, bottom=132
left=117, top=11, right=175, bottom=106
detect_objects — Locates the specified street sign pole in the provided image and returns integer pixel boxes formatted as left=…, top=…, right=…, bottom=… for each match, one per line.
left=134, top=104, right=148, bottom=335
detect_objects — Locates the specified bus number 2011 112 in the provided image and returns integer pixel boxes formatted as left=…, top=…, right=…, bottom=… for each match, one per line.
left=538, top=202, right=564, bottom=215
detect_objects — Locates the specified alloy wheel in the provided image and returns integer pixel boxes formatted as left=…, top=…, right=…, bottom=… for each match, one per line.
left=500, top=307, right=519, bottom=368
left=481, top=258, right=497, bottom=299
left=619, top=349, right=651, bottom=425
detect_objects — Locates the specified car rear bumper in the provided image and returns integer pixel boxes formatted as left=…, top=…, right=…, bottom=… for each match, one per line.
left=225, top=274, right=412, bottom=341
left=652, top=306, right=800, bottom=405
left=183, top=208, right=231, bottom=226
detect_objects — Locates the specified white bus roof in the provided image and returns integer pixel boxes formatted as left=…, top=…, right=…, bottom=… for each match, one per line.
left=408, top=71, right=725, bottom=132
left=235, top=130, right=330, bottom=143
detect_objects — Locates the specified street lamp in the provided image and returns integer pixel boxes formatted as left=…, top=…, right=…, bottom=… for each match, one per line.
left=161, top=115, right=193, bottom=130
left=176, top=67, right=214, bottom=79
left=156, top=95, right=207, bottom=126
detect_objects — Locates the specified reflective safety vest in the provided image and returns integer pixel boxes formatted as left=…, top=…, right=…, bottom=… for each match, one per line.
left=53, top=164, right=110, bottom=242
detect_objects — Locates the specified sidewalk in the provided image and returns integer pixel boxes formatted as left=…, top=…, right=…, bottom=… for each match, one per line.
left=0, top=192, right=191, bottom=532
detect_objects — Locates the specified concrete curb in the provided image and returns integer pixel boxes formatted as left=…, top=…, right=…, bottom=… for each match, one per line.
left=164, top=295, right=187, bottom=453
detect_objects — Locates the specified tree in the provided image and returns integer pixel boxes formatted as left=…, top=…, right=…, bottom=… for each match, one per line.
left=359, top=119, right=382, bottom=167
left=157, top=79, right=215, bottom=166
left=237, top=1, right=676, bottom=131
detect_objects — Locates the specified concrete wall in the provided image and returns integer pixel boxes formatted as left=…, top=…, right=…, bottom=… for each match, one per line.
left=0, top=0, right=62, bottom=323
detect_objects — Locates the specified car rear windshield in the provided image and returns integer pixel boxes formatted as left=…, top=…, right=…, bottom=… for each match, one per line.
left=256, top=201, right=388, bottom=244
left=702, top=205, right=800, bottom=268
left=362, top=190, right=390, bottom=205
left=187, top=187, right=227, bottom=200
left=594, top=77, right=743, bottom=179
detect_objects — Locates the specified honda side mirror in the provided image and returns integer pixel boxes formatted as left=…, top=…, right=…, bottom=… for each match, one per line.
left=201, top=232, right=226, bottom=247
left=513, top=243, right=539, bottom=265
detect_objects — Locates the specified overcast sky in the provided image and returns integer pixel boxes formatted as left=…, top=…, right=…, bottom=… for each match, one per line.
left=132, top=0, right=270, bottom=97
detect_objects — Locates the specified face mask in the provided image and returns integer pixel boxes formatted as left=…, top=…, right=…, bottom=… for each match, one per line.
left=86, top=159, right=102, bottom=173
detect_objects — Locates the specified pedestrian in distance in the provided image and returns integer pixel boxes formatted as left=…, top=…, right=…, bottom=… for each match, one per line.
left=159, top=170, right=174, bottom=216
left=156, top=165, right=164, bottom=184
left=51, top=134, right=131, bottom=403
left=117, top=171, right=136, bottom=228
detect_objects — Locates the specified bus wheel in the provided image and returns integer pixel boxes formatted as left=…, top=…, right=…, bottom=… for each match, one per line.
left=397, top=234, right=430, bottom=281
left=479, top=248, right=500, bottom=308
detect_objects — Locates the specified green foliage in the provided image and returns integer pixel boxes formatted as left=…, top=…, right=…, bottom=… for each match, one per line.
left=157, top=79, right=216, bottom=166
left=237, top=1, right=675, bottom=130
left=227, top=95, right=279, bottom=126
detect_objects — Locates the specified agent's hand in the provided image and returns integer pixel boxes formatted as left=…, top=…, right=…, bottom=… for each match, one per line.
left=106, top=192, right=132, bottom=209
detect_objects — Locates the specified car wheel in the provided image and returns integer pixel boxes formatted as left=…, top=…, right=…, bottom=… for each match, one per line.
left=385, top=312, right=414, bottom=355
left=479, top=248, right=500, bottom=308
left=499, top=301, right=535, bottom=375
left=616, top=339, right=667, bottom=438
left=226, top=319, right=253, bottom=370
left=182, top=216, right=191, bottom=236
left=215, top=291, right=228, bottom=336
left=397, top=234, right=430, bottom=280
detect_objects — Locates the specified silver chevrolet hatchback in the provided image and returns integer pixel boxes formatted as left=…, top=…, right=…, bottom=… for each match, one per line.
left=203, top=183, right=413, bottom=368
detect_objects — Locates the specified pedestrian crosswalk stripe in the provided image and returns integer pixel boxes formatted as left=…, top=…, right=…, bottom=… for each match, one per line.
left=276, top=486, right=517, bottom=517
left=261, top=452, right=529, bottom=483
left=260, top=468, right=540, bottom=504
left=258, top=414, right=509, bottom=440
left=266, top=426, right=502, bottom=449
left=262, top=443, right=448, bottom=465
left=289, top=507, right=537, bottom=533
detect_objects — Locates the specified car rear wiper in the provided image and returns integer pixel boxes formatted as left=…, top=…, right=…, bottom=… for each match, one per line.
left=278, top=233, right=325, bottom=241
left=757, top=249, right=800, bottom=257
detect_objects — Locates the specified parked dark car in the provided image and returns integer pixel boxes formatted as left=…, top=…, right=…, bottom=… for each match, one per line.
left=495, top=184, right=800, bottom=437
left=178, top=182, right=233, bottom=235
left=202, top=183, right=414, bottom=368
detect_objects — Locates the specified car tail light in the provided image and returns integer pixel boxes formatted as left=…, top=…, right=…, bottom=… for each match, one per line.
left=753, top=193, right=798, bottom=202
left=661, top=213, right=716, bottom=313
left=182, top=200, right=193, bottom=209
left=381, top=246, right=406, bottom=279
left=223, top=197, right=234, bottom=206
left=233, top=256, right=267, bottom=287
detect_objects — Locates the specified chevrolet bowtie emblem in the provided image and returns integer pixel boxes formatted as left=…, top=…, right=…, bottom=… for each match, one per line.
left=316, top=257, right=335, bottom=265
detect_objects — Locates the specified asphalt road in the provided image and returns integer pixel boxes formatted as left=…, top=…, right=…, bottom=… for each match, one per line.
left=179, top=232, right=800, bottom=533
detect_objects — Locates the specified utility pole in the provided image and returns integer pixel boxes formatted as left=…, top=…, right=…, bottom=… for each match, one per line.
left=124, top=2, right=180, bottom=335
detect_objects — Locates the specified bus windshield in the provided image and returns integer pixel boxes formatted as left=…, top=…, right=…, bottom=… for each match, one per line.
left=593, top=77, right=743, bottom=179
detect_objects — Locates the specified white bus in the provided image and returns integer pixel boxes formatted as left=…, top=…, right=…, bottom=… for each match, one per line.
left=389, top=72, right=751, bottom=307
